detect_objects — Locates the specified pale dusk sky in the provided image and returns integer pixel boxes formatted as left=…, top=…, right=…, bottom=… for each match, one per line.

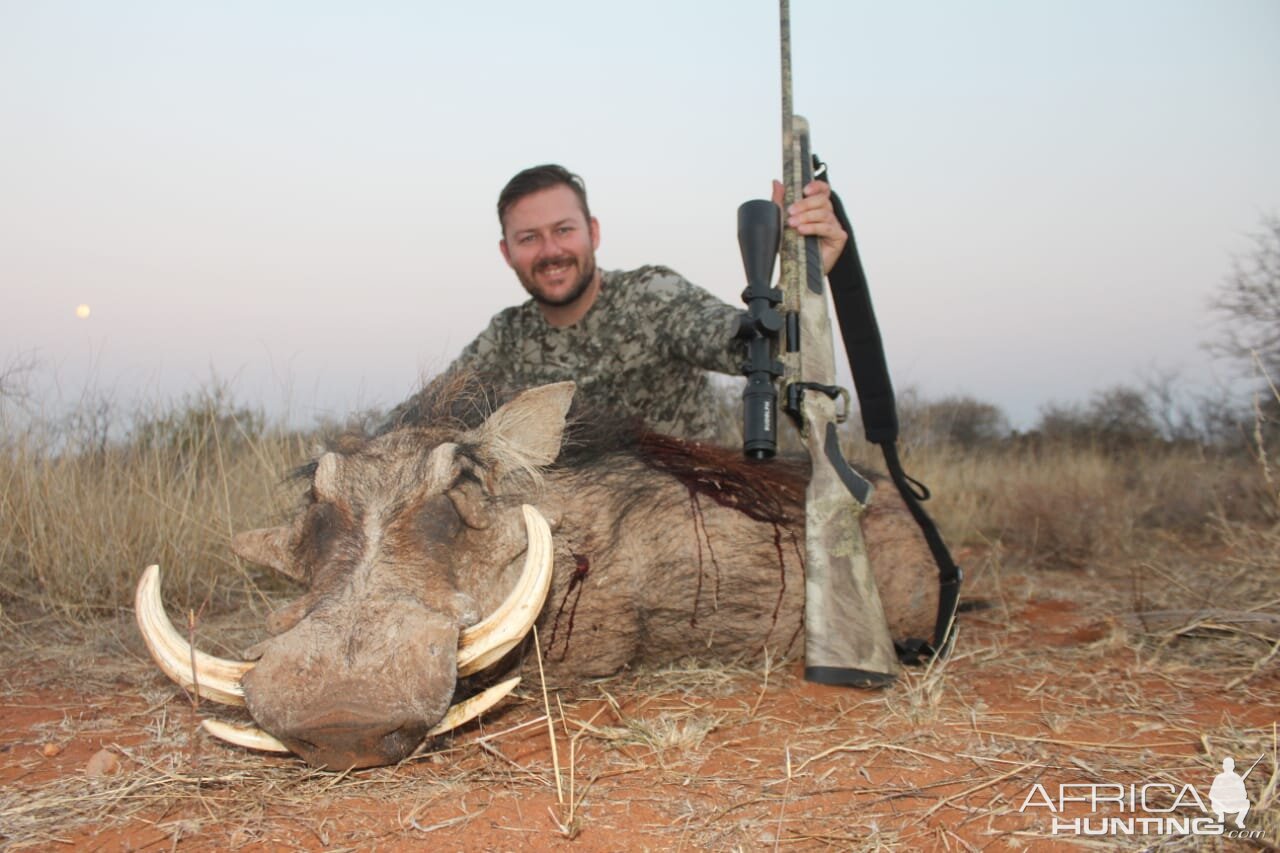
left=3, top=0, right=1278, bottom=428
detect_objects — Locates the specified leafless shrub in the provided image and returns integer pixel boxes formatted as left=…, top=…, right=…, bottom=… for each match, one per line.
left=0, top=351, right=36, bottom=407
left=1036, top=384, right=1162, bottom=451
left=1208, top=214, right=1280, bottom=380
left=897, top=391, right=1011, bottom=450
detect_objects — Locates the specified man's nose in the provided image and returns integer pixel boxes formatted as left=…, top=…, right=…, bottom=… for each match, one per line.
left=538, top=237, right=568, bottom=260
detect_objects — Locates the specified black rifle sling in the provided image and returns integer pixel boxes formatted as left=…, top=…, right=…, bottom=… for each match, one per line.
left=818, top=165, right=962, bottom=663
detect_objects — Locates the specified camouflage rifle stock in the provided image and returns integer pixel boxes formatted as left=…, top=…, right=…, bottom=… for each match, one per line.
left=738, top=0, right=899, bottom=686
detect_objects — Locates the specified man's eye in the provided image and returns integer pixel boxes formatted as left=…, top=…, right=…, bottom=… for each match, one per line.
left=556, top=226, right=574, bottom=235
left=518, top=234, right=536, bottom=244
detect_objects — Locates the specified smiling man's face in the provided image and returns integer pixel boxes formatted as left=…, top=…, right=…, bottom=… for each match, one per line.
left=499, top=184, right=601, bottom=309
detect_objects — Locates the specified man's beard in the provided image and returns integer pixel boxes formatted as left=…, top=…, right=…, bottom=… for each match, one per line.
left=520, top=253, right=597, bottom=308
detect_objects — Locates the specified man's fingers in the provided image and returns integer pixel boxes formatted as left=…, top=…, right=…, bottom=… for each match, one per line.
left=786, top=205, right=841, bottom=232
left=801, top=180, right=832, bottom=199
left=771, top=176, right=847, bottom=273
left=787, top=190, right=834, bottom=221
left=775, top=180, right=828, bottom=207
left=771, top=180, right=785, bottom=208
left=789, top=216, right=843, bottom=239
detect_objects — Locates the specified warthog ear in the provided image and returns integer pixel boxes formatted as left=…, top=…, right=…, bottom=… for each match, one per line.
left=231, top=527, right=303, bottom=581
left=474, top=382, right=576, bottom=481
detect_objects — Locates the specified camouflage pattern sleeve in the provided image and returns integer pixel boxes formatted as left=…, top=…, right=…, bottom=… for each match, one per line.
left=449, top=316, right=508, bottom=379
left=380, top=268, right=741, bottom=438
left=640, top=267, right=743, bottom=375
left=377, top=311, right=519, bottom=434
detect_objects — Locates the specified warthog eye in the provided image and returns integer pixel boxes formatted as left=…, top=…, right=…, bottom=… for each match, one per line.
left=413, top=494, right=464, bottom=543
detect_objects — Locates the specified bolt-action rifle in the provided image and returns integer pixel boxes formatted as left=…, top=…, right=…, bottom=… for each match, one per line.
left=737, top=0, right=961, bottom=685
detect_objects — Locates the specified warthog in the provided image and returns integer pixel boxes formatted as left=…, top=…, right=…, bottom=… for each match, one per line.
left=136, top=381, right=939, bottom=769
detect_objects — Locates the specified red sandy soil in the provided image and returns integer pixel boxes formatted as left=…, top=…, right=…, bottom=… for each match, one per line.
left=2, top=563, right=1276, bottom=851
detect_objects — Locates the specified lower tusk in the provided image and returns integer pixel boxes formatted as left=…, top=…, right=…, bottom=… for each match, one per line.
left=456, top=505, right=554, bottom=676
left=199, top=677, right=523, bottom=755
left=134, top=565, right=253, bottom=706
left=427, top=676, right=521, bottom=737
left=201, top=718, right=289, bottom=753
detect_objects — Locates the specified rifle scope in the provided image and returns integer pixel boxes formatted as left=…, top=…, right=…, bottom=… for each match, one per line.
left=737, top=199, right=783, bottom=460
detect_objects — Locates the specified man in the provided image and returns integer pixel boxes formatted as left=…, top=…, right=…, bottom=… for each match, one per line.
left=383, top=164, right=848, bottom=438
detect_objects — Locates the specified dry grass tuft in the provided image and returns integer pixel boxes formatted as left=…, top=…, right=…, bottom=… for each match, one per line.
left=0, top=391, right=310, bottom=624
left=884, top=440, right=1272, bottom=570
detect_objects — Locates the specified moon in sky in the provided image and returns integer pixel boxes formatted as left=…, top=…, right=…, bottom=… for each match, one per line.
left=75, top=304, right=91, bottom=319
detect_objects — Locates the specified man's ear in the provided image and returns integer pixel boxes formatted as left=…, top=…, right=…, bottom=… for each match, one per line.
left=498, top=238, right=512, bottom=267
left=472, top=382, right=576, bottom=482
left=589, top=216, right=600, bottom=251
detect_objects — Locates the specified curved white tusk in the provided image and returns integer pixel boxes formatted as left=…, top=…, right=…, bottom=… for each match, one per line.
left=201, top=718, right=289, bottom=752
left=199, top=676, right=523, bottom=755
left=134, top=565, right=253, bottom=706
left=427, top=676, right=522, bottom=737
left=456, top=505, right=554, bottom=676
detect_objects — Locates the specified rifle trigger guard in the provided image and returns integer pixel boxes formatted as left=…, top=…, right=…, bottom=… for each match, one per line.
left=791, top=382, right=851, bottom=424
left=834, top=386, right=850, bottom=423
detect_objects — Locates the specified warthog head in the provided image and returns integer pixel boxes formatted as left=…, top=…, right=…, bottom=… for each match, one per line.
left=135, top=383, right=577, bottom=769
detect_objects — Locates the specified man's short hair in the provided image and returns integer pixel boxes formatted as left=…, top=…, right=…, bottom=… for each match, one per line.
left=497, top=164, right=591, bottom=232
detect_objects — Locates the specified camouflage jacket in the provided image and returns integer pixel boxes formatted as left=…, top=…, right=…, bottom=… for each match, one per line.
left=387, top=266, right=743, bottom=439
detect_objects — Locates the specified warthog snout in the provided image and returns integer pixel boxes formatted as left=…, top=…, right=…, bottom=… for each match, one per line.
left=240, top=601, right=462, bottom=769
